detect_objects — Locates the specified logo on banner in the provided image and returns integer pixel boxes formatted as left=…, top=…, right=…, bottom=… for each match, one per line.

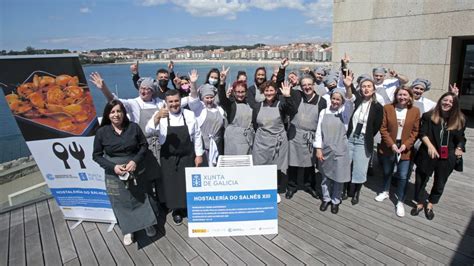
left=52, top=141, right=86, bottom=169
left=78, top=172, right=88, bottom=181
left=192, top=174, right=202, bottom=187
left=46, top=173, right=54, bottom=180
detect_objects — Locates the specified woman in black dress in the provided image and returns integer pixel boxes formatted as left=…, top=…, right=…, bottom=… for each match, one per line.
left=93, top=100, right=158, bottom=245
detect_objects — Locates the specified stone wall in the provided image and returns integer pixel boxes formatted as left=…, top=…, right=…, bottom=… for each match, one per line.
left=332, top=0, right=474, bottom=99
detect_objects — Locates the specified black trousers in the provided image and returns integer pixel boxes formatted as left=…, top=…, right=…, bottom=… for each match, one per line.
left=414, top=159, right=454, bottom=204
left=278, top=170, right=288, bottom=194
left=287, top=166, right=314, bottom=192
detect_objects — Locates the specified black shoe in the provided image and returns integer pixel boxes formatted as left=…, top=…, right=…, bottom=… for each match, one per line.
left=285, top=190, right=295, bottom=199
left=351, top=196, right=359, bottom=205
left=305, top=188, right=319, bottom=199
left=320, top=201, right=330, bottom=212
left=410, top=206, right=423, bottom=216
left=331, top=203, right=340, bottom=214
left=341, top=192, right=348, bottom=200
left=425, top=207, right=435, bottom=220
left=172, top=210, right=183, bottom=225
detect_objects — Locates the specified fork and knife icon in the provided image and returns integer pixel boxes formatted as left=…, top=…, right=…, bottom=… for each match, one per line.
left=52, top=142, right=86, bottom=169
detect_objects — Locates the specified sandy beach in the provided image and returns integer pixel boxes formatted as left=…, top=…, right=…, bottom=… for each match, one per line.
left=120, top=59, right=332, bottom=68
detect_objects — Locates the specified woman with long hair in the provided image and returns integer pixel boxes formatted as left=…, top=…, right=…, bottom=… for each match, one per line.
left=93, top=100, right=158, bottom=245
left=411, top=92, right=466, bottom=220
left=375, top=86, right=420, bottom=217
left=346, top=75, right=383, bottom=205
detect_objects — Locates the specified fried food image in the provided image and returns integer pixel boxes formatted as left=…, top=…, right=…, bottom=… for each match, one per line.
left=5, top=72, right=96, bottom=135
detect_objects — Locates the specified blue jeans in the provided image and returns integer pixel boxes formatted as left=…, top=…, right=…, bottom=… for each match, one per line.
left=380, top=154, right=410, bottom=201
left=348, top=134, right=371, bottom=184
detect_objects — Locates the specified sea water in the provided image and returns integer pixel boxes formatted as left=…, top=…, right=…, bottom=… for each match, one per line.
left=0, top=61, right=315, bottom=163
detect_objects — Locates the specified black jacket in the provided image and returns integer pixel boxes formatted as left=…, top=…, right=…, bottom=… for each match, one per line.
left=415, top=111, right=466, bottom=175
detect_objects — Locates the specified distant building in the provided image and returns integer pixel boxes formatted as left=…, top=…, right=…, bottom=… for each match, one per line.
left=332, top=1, right=474, bottom=111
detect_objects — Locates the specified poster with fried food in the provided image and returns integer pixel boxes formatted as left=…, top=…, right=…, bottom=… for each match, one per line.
left=0, top=54, right=99, bottom=141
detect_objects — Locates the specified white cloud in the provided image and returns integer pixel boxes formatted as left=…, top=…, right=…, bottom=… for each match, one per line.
left=79, top=7, right=91, bottom=13
left=304, top=0, right=332, bottom=25
left=137, top=0, right=313, bottom=18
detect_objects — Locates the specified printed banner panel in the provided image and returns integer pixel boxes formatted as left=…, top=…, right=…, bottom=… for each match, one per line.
left=185, top=165, right=278, bottom=237
left=0, top=55, right=115, bottom=223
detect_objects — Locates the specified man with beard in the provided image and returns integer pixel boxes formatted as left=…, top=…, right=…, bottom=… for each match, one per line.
left=145, top=89, right=204, bottom=225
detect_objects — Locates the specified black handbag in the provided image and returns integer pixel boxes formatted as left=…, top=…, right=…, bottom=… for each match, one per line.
left=454, top=157, right=463, bottom=172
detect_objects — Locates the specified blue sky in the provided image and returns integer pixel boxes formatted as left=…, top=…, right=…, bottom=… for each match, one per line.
left=0, top=0, right=332, bottom=51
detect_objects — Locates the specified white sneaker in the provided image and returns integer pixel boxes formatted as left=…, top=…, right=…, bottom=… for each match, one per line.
left=123, top=233, right=134, bottom=246
left=277, top=194, right=281, bottom=204
left=375, top=192, right=389, bottom=202
left=396, top=202, right=405, bottom=217
left=145, top=226, right=156, bottom=237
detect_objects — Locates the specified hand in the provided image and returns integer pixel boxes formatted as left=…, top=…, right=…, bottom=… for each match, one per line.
left=130, top=61, right=139, bottom=74
left=157, top=106, right=169, bottom=120
left=189, top=69, right=198, bottom=83
left=427, top=144, right=439, bottom=159
left=195, top=156, right=203, bottom=167
left=455, top=147, right=463, bottom=157
left=114, top=164, right=127, bottom=175
left=388, top=69, right=398, bottom=78
left=341, top=52, right=351, bottom=64
left=226, top=85, right=233, bottom=98
left=281, top=57, right=289, bottom=68
left=89, top=72, right=105, bottom=90
left=220, top=65, right=230, bottom=82
left=391, top=144, right=399, bottom=153
left=449, top=83, right=459, bottom=96
left=343, top=69, right=353, bottom=88
left=168, top=60, right=174, bottom=71
left=124, top=160, right=137, bottom=172
left=280, top=80, right=291, bottom=97
left=316, top=149, right=324, bottom=161
left=398, top=144, right=406, bottom=153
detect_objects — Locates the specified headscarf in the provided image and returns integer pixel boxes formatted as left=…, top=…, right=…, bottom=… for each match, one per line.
left=411, top=78, right=431, bottom=92
left=137, top=77, right=157, bottom=93
left=356, top=74, right=374, bottom=87
left=199, top=83, right=217, bottom=99
left=372, top=67, right=386, bottom=75
left=323, top=74, right=338, bottom=87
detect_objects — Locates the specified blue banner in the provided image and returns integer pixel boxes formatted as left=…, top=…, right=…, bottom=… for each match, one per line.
left=50, top=188, right=111, bottom=208
left=187, top=189, right=277, bottom=222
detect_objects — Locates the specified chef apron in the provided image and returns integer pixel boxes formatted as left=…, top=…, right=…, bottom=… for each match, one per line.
left=200, top=109, right=225, bottom=166
left=318, top=110, right=351, bottom=183
left=252, top=101, right=288, bottom=174
left=288, top=97, right=320, bottom=167
left=224, top=103, right=254, bottom=155
left=138, top=108, right=160, bottom=186
left=160, top=113, right=195, bottom=209
left=103, top=154, right=157, bottom=235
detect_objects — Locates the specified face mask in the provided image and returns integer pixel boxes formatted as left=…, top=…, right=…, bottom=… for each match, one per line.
left=158, top=79, right=168, bottom=88
left=180, top=84, right=190, bottom=92
left=208, top=78, right=218, bottom=85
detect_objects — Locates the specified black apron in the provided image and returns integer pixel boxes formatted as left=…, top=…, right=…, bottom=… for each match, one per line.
left=103, top=154, right=157, bottom=235
left=160, top=113, right=195, bottom=209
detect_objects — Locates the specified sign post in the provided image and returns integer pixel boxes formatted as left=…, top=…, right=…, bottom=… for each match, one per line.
left=185, top=165, right=278, bottom=237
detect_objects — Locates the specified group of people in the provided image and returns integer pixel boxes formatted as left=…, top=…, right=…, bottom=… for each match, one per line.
left=91, top=57, right=466, bottom=245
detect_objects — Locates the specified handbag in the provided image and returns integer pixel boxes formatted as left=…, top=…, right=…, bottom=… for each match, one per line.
left=454, top=157, right=463, bottom=172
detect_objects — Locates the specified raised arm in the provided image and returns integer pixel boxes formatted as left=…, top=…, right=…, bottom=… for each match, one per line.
left=189, top=69, right=199, bottom=99
left=168, top=61, right=177, bottom=90
left=130, top=61, right=140, bottom=90
left=389, top=69, right=409, bottom=85
left=89, top=72, right=114, bottom=102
